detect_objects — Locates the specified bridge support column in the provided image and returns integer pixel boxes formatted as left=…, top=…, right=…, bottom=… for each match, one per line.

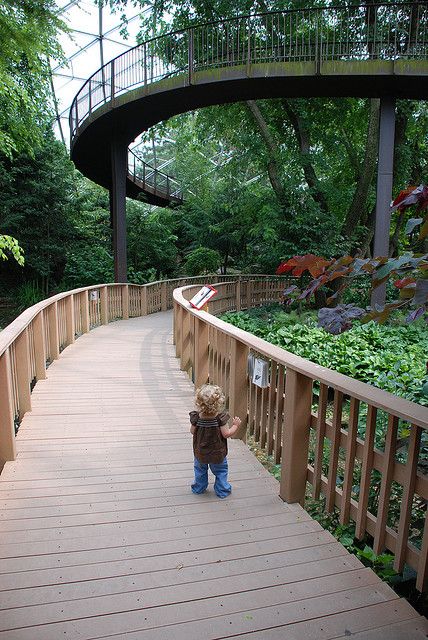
left=371, top=97, right=396, bottom=308
left=110, top=135, right=128, bottom=283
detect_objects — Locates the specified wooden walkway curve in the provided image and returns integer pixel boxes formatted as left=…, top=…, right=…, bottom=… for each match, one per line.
left=0, top=312, right=426, bottom=639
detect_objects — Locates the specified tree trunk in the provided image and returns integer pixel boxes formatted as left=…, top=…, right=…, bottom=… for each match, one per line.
left=281, top=99, right=328, bottom=214
left=340, top=99, right=380, bottom=245
left=246, top=100, right=286, bottom=205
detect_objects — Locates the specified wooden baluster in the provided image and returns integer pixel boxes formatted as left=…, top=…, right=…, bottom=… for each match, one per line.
left=15, top=329, right=31, bottom=417
left=0, top=349, right=16, bottom=464
left=417, top=510, right=428, bottom=592
left=81, top=291, right=90, bottom=333
left=228, top=338, right=248, bottom=440
left=65, top=295, right=75, bottom=347
left=280, top=369, right=313, bottom=505
left=32, top=312, right=46, bottom=381
left=48, top=301, right=60, bottom=360
left=394, top=424, right=422, bottom=573
left=273, top=364, right=285, bottom=464
left=339, top=396, right=360, bottom=525
left=122, top=284, right=129, bottom=319
left=373, top=414, right=398, bottom=553
left=260, top=386, right=269, bottom=450
left=235, top=278, right=241, bottom=311
left=247, top=280, right=253, bottom=310
left=254, top=384, right=262, bottom=442
left=100, top=286, right=109, bottom=325
left=161, top=281, right=168, bottom=311
left=355, top=404, right=377, bottom=539
left=266, top=361, right=277, bottom=456
left=325, top=390, right=343, bottom=512
left=194, top=317, right=209, bottom=388
left=312, top=382, right=328, bottom=499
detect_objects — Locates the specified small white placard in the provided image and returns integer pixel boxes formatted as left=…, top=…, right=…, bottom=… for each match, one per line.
left=89, top=290, right=99, bottom=301
left=252, top=357, right=270, bottom=388
left=189, top=285, right=217, bottom=309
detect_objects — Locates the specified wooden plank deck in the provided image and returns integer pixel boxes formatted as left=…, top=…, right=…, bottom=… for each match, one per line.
left=0, top=311, right=426, bottom=639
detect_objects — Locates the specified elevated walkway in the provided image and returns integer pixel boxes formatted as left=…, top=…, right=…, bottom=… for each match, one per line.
left=0, top=311, right=426, bottom=639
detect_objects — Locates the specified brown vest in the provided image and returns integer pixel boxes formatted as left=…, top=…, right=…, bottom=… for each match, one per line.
left=190, top=411, right=230, bottom=464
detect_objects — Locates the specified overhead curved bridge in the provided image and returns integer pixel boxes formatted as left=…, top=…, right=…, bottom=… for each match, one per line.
left=69, top=3, right=428, bottom=280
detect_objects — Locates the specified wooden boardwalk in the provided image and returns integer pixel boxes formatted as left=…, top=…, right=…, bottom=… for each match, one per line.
left=0, top=312, right=426, bottom=639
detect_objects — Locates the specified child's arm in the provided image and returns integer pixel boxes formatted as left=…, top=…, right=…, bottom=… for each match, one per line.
left=220, top=416, right=241, bottom=438
left=189, top=410, right=198, bottom=435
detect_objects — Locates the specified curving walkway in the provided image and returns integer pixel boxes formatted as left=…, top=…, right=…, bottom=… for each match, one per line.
left=0, top=312, right=426, bottom=639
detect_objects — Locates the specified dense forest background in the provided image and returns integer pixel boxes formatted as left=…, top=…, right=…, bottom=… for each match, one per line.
left=0, top=0, right=427, bottom=320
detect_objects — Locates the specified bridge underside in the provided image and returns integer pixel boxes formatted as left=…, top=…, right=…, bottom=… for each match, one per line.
left=71, top=58, right=427, bottom=284
left=0, top=312, right=427, bottom=639
left=72, top=60, right=428, bottom=190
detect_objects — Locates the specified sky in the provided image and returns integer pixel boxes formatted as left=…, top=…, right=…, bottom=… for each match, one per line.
left=52, top=0, right=146, bottom=146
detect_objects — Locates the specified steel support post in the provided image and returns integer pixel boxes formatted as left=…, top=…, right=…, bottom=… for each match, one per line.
left=110, top=134, right=128, bottom=283
left=371, top=97, right=396, bottom=308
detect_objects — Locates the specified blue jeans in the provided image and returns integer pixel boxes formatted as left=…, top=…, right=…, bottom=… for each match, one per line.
left=192, top=457, right=232, bottom=498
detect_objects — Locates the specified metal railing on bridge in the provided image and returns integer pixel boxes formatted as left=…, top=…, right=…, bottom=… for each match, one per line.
left=70, top=2, right=428, bottom=140
left=128, top=149, right=183, bottom=204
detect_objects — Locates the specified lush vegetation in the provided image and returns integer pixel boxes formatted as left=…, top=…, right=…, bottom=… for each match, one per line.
left=221, top=305, right=428, bottom=406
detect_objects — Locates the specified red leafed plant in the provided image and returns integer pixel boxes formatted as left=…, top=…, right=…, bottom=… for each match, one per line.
left=277, top=186, right=428, bottom=334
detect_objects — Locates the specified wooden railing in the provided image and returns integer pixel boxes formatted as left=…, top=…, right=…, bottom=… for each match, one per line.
left=0, top=275, right=280, bottom=468
left=174, top=280, right=428, bottom=592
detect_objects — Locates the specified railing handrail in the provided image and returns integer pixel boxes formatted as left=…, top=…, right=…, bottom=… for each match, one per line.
left=0, top=275, right=274, bottom=357
left=173, top=284, right=428, bottom=430
left=128, top=149, right=182, bottom=201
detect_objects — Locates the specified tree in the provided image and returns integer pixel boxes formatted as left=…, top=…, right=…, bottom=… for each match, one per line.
left=277, top=185, right=428, bottom=333
left=0, top=0, right=64, bottom=157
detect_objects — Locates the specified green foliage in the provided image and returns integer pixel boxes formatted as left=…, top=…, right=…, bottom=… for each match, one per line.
left=183, top=247, right=221, bottom=276
left=0, top=235, right=24, bottom=265
left=0, top=131, right=76, bottom=293
left=15, top=281, right=44, bottom=311
left=221, top=307, right=428, bottom=406
left=0, top=0, right=65, bottom=157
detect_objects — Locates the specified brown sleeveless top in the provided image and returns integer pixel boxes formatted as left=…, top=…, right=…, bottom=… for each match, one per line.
left=190, top=411, right=230, bottom=464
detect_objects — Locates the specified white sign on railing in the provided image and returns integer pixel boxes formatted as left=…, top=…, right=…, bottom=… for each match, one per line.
left=189, top=285, right=217, bottom=310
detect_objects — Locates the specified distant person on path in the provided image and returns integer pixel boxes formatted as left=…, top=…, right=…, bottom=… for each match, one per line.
left=189, top=384, right=241, bottom=498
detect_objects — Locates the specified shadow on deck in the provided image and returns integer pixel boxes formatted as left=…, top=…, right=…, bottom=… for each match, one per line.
left=0, top=313, right=426, bottom=639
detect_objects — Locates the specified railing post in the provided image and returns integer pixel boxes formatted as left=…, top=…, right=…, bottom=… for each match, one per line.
left=141, top=285, right=148, bottom=316
left=48, top=301, right=60, bottom=360
left=161, top=281, right=168, bottom=311
left=15, top=329, right=31, bottom=417
left=180, top=307, right=191, bottom=372
left=194, top=317, right=209, bottom=388
left=33, top=311, right=46, bottom=381
left=279, top=369, right=313, bottom=505
left=0, top=349, right=16, bottom=464
left=65, top=295, right=75, bottom=347
left=188, top=28, right=194, bottom=85
left=175, top=303, right=183, bottom=356
left=100, top=286, right=109, bottom=324
left=122, top=284, right=130, bottom=319
left=81, top=291, right=90, bottom=333
left=88, top=79, right=92, bottom=113
left=229, top=338, right=248, bottom=441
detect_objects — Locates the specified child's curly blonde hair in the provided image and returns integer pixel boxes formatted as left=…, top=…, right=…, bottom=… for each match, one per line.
left=195, top=384, right=225, bottom=415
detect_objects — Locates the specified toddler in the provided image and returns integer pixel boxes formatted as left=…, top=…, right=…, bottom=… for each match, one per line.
left=189, top=384, right=241, bottom=498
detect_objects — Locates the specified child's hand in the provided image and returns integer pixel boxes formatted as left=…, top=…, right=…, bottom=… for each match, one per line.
left=232, top=417, right=241, bottom=427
